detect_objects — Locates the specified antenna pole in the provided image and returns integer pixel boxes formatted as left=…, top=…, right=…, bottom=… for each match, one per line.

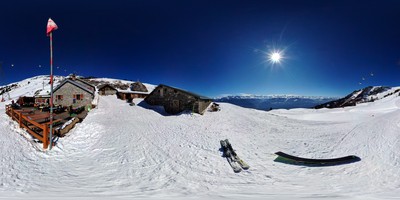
left=49, top=32, right=54, bottom=150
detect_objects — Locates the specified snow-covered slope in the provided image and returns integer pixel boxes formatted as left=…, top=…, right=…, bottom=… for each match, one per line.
left=83, top=77, right=156, bottom=94
left=1, top=77, right=400, bottom=199
left=315, top=86, right=399, bottom=108
left=0, top=75, right=65, bottom=101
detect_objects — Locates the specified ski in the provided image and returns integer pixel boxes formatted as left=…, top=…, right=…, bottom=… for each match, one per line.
left=225, top=139, right=250, bottom=170
left=220, top=140, right=242, bottom=173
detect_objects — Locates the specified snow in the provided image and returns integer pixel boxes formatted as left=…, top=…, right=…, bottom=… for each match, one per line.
left=88, top=77, right=156, bottom=94
left=1, top=76, right=400, bottom=199
left=57, top=117, right=76, bottom=130
left=1, top=75, right=65, bottom=101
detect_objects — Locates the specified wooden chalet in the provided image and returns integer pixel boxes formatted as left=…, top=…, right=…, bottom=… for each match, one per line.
left=53, top=79, right=95, bottom=108
left=98, top=84, right=118, bottom=96
left=144, top=84, right=212, bottom=115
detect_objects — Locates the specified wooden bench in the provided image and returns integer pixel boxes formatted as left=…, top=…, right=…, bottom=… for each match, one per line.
left=26, top=113, right=54, bottom=121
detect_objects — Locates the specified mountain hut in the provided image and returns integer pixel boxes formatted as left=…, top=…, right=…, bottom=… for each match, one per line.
left=144, top=84, right=212, bottom=115
left=98, top=84, right=118, bottom=96
left=53, top=79, right=95, bottom=108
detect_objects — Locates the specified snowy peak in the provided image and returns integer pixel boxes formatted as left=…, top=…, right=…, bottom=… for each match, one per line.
left=315, top=86, right=400, bottom=108
left=1, top=75, right=65, bottom=100
left=82, top=77, right=156, bottom=93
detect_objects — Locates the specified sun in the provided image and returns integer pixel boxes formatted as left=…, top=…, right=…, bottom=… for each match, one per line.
left=270, top=52, right=281, bottom=63
left=268, top=50, right=283, bottom=64
left=255, top=45, right=288, bottom=69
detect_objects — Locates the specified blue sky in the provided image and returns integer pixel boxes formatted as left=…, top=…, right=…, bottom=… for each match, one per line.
left=1, top=0, right=399, bottom=97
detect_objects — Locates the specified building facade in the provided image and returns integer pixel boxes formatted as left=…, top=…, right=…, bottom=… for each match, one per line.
left=35, top=95, right=50, bottom=106
left=53, top=79, right=95, bottom=108
left=117, top=81, right=149, bottom=100
left=145, top=84, right=212, bottom=115
left=98, top=84, right=118, bottom=96
left=117, top=91, right=148, bottom=100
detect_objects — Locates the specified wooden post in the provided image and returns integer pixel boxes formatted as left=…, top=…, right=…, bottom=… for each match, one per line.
left=43, top=125, right=49, bottom=149
left=18, top=112, right=22, bottom=128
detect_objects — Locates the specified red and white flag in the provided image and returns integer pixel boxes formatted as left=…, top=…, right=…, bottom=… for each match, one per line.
left=48, top=75, right=54, bottom=84
left=46, top=18, right=58, bottom=36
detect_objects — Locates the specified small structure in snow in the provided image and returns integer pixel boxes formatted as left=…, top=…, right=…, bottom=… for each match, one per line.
left=144, top=84, right=212, bottom=115
left=35, top=94, right=50, bottom=106
left=117, top=81, right=149, bottom=100
left=98, top=84, right=118, bottom=96
left=209, top=102, right=220, bottom=112
left=117, top=91, right=148, bottom=100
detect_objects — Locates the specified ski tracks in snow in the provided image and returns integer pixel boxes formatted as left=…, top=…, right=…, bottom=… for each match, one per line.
left=2, top=95, right=400, bottom=199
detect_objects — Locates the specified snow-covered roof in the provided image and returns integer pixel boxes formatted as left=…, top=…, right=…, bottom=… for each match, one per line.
left=97, top=84, right=117, bottom=91
left=88, top=77, right=156, bottom=94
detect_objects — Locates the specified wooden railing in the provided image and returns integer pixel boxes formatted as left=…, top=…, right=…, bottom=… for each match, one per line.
left=5, top=105, right=58, bottom=149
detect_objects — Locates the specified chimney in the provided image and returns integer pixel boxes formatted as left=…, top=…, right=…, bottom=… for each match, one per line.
left=70, top=73, right=76, bottom=80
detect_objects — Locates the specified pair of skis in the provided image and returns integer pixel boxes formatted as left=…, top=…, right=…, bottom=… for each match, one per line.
left=220, top=139, right=250, bottom=173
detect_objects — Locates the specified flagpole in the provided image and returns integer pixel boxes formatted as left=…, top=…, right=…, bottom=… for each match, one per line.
left=49, top=31, right=54, bottom=150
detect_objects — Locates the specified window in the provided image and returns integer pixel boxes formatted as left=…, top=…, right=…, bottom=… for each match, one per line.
left=56, top=95, right=63, bottom=101
left=74, top=94, right=84, bottom=100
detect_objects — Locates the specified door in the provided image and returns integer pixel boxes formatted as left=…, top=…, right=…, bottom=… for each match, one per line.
left=172, top=100, right=180, bottom=113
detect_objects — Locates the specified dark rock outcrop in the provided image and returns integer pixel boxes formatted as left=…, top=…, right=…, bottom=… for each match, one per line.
left=315, top=86, right=391, bottom=109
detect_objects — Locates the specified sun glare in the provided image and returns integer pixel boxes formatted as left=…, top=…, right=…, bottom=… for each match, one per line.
left=271, top=52, right=281, bottom=63
left=267, top=50, right=284, bottom=65
left=256, top=45, right=287, bottom=69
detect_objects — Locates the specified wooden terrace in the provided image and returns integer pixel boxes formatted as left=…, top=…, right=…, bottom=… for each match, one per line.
left=5, top=105, right=87, bottom=149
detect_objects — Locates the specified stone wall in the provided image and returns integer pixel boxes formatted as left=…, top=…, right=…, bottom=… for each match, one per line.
left=99, top=86, right=117, bottom=95
left=145, top=85, right=211, bottom=114
left=117, top=92, right=147, bottom=100
left=53, top=82, right=93, bottom=108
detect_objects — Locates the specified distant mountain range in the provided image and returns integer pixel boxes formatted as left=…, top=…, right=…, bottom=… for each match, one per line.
left=3, top=76, right=399, bottom=112
left=214, top=95, right=338, bottom=110
left=215, top=86, right=400, bottom=111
